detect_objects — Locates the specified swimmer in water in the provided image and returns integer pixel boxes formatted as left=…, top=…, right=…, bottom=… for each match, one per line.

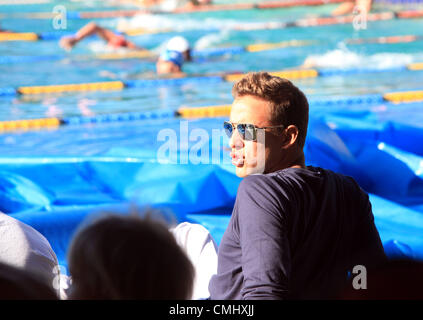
left=60, top=24, right=191, bottom=75
left=129, top=0, right=212, bottom=11
left=59, top=22, right=139, bottom=51
left=156, top=36, right=191, bottom=74
left=332, top=0, right=372, bottom=16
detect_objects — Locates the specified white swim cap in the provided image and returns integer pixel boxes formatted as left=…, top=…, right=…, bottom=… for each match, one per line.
left=166, top=36, right=190, bottom=53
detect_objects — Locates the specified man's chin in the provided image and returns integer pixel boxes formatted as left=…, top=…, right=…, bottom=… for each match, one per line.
left=235, top=164, right=263, bottom=178
left=235, top=167, right=248, bottom=178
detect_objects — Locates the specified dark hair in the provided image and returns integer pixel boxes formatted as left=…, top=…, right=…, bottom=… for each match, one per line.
left=232, top=72, right=309, bottom=148
left=67, top=211, right=194, bottom=300
left=0, top=262, right=58, bottom=300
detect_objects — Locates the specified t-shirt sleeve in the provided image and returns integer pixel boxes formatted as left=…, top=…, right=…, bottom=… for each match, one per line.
left=234, top=175, right=291, bottom=300
left=352, top=182, right=387, bottom=268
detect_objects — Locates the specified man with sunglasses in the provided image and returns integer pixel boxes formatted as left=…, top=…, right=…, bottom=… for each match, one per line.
left=208, top=72, right=386, bottom=299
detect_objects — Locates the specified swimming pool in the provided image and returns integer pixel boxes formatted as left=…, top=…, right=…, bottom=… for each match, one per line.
left=1, top=0, right=423, bottom=268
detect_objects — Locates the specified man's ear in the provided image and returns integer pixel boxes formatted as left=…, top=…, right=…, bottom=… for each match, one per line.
left=281, top=125, right=299, bottom=149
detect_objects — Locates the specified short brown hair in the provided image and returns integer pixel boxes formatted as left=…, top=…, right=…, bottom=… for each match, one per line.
left=232, top=72, right=309, bottom=148
left=68, top=211, right=194, bottom=300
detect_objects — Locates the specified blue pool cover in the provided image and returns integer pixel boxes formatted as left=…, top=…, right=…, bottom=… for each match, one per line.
left=1, top=101, right=423, bottom=268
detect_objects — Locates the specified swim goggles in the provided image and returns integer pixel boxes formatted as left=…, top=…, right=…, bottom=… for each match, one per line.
left=159, top=49, right=184, bottom=68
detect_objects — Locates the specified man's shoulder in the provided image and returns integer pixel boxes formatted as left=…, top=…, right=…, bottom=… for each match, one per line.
left=320, top=167, right=364, bottom=190
left=239, top=167, right=365, bottom=194
left=238, top=173, right=276, bottom=191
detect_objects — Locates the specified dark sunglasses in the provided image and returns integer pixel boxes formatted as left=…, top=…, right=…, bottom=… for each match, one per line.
left=223, top=121, right=285, bottom=141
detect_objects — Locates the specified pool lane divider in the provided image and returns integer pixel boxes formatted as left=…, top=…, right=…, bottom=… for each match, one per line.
left=0, top=0, right=354, bottom=18
left=3, top=63, right=423, bottom=97
left=224, top=69, right=318, bottom=82
left=17, top=81, right=125, bottom=95
left=345, top=34, right=423, bottom=45
left=2, top=9, right=423, bottom=41
left=0, top=32, right=39, bottom=41
left=408, top=62, right=423, bottom=70
left=0, top=118, right=61, bottom=132
left=0, top=40, right=314, bottom=65
left=0, top=70, right=319, bottom=97
left=1, top=90, right=423, bottom=133
left=1, top=34, right=422, bottom=66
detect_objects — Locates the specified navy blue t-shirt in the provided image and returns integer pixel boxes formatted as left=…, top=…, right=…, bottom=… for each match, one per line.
left=209, top=166, right=386, bottom=300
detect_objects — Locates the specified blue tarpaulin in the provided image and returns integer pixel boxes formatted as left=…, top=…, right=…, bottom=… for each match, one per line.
left=1, top=101, right=423, bottom=268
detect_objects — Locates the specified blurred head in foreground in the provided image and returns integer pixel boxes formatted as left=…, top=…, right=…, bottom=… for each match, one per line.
left=67, top=210, right=194, bottom=300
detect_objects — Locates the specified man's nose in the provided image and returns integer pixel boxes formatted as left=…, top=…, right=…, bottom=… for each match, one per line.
left=229, top=127, right=244, bottom=149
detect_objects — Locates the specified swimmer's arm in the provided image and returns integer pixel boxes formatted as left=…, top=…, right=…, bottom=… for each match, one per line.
left=60, top=22, right=142, bottom=50
left=331, top=2, right=355, bottom=16
left=332, top=0, right=372, bottom=16
left=85, top=24, right=140, bottom=49
left=60, top=22, right=111, bottom=49
left=99, top=70, right=119, bottom=79
left=357, top=0, right=372, bottom=13
left=125, top=41, right=140, bottom=49
left=75, top=22, right=120, bottom=44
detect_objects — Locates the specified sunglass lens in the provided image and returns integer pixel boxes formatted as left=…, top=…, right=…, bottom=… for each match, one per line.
left=237, top=124, right=246, bottom=139
left=244, top=124, right=256, bottom=141
left=223, top=121, right=233, bottom=138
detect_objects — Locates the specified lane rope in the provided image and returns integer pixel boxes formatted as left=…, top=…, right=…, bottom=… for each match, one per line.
left=1, top=63, right=422, bottom=96
left=1, top=90, right=422, bottom=132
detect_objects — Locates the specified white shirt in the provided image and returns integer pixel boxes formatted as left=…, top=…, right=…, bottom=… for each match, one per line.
left=170, top=222, right=218, bottom=300
left=0, top=212, right=59, bottom=293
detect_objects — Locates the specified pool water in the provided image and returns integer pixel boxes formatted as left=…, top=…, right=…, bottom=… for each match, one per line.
left=1, top=1, right=423, bottom=120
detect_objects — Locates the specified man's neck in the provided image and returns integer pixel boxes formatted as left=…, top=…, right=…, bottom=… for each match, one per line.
left=288, top=152, right=306, bottom=169
left=267, top=151, right=306, bottom=173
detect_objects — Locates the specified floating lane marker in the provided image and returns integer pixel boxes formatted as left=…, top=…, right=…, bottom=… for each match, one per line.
left=0, top=118, right=60, bottom=132
left=0, top=32, right=38, bottom=41
left=245, top=40, right=316, bottom=52
left=346, top=34, right=422, bottom=45
left=384, top=90, right=423, bottom=103
left=123, top=28, right=173, bottom=37
left=225, top=69, right=319, bottom=82
left=0, top=87, right=17, bottom=96
left=396, top=10, right=423, bottom=19
left=255, top=0, right=348, bottom=9
left=18, top=81, right=125, bottom=95
left=408, top=63, right=423, bottom=71
left=78, top=10, right=142, bottom=19
left=176, top=105, right=232, bottom=118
